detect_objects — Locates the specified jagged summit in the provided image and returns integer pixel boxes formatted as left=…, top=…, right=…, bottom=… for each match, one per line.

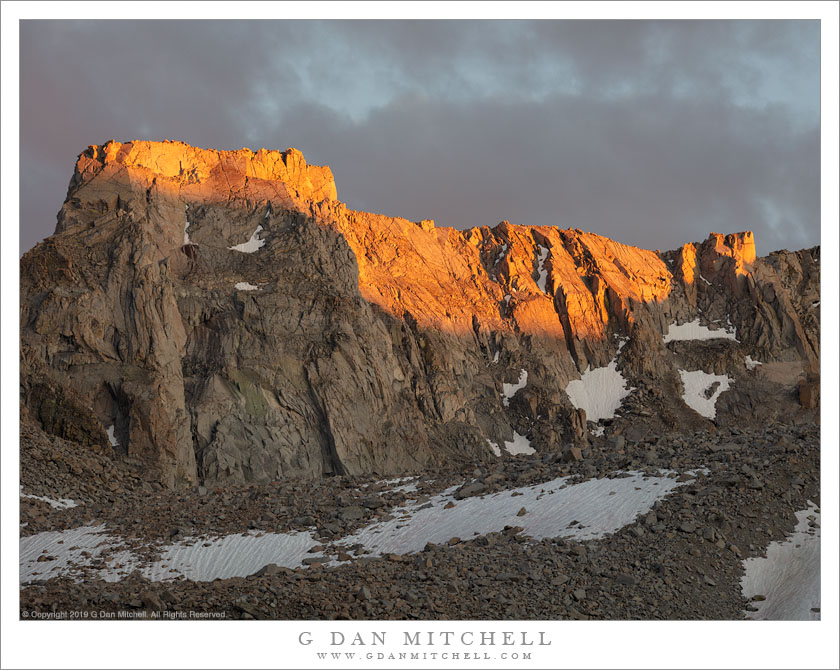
left=21, top=142, right=819, bottom=488
left=57, top=139, right=337, bottom=235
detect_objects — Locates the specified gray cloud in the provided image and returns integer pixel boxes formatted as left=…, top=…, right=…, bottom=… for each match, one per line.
left=20, top=20, right=819, bottom=255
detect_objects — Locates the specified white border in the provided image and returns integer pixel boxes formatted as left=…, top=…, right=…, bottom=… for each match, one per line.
left=2, top=3, right=838, bottom=669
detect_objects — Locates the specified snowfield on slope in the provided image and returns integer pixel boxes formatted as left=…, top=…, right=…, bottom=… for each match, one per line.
left=664, top=318, right=738, bottom=343
left=229, top=225, right=266, bottom=253
left=535, top=245, right=549, bottom=292
left=145, top=531, right=319, bottom=581
left=20, top=471, right=689, bottom=584
left=502, top=369, right=528, bottom=407
left=565, top=361, right=633, bottom=422
left=741, top=502, right=821, bottom=620
left=678, top=369, right=731, bottom=419
left=504, top=431, right=535, bottom=455
left=333, top=471, right=688, bottom=557
left=20, top=525, right=133, bottom=583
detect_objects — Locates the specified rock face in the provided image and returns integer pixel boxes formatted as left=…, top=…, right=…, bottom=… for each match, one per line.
left=20, top=141, right=820, bottom=488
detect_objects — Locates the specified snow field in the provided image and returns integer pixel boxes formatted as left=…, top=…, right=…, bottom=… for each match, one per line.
left=741, top=502, right=820, bottom=620
left=664, top=318, right=738, bottom=343
left=229, top=225, right=266, bottom=253
left=20, top=472, right=689, bottom=583
left=678, top=369, right=731, bottom=419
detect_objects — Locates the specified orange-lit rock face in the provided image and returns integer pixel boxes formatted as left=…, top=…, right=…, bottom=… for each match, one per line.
left=705, top=231, right=756, bottom=276
left=677, top=243, right=698, bottom=285
left=325, top=208, right=673, bottom=345
left=21, top=141, right=820, bottom=488
left=53, top=141, right=752, bottom=351
left=58, top=140, right=336, bottom=235
left=58, top=139, right=678, bottom=347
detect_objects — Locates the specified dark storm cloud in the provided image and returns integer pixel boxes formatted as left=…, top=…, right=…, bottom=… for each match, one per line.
left=20, top=20, right=819, bottom=255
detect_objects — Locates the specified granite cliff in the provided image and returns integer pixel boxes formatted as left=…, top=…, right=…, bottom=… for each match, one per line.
left=20, top=141, right=820, bottom=488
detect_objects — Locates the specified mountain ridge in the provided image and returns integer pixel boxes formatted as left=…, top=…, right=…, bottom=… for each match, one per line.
left=20, top=141, right=820, bottom=488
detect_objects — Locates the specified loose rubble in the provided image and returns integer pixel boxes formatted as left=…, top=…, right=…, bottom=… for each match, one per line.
left=21, top=420, right=819, bottom=620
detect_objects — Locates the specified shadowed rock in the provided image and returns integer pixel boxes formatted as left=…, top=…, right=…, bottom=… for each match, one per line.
left=20, top=141, right=820, bottom=488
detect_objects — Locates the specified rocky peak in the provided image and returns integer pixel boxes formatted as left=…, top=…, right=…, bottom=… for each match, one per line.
left=21, top=142, right=819, bottom=489
left=57, top=139, right=337, bottom=235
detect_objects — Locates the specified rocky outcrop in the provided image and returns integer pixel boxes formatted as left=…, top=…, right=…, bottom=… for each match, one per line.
left=20, top=141, right=820, bottom=488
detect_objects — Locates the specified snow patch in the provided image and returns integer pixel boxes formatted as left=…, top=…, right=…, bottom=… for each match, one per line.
left=229, top=225, right=266, bottom=253
left=333, top=471, right=690, bottom=557
left=504, top=432, right=535, bottom=456
left=183, top=205, right=191, bottom=245
left=486, top=439, right=502, bottom=457
left=20, top=525, right=319, bottom=584
left=370, top=477, right=419, bottom=495
left=21, top=472, right=697, bottom=583
left=20, top=485, right=77, bottom=510
left=566, top=361, right=633, bottom=422
left=502, top=369, right=528, bottom=407
left=20, top=525, right=130, bottom=583
left=145, top=531, right=319, bottom=581
left=491, top=351, right=500, bottom=364
left=591, top=425, right=605, bottom=437
left=535, top=245, right=549, bottom=292
left=678, top=369, right=731, bottom=419
left=495, top=244, right=508, bottom=266
left=234, top=282, right=259, bottom=291
left=664, top=318, right=738, bottom=343
left=106, top=425, right=119, bottom=447
left=741, top=502, right=820, bottom=620
left=745, top=355, right=762, bottom=370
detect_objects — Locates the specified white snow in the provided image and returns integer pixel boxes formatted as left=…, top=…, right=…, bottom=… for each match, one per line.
left=504, top=431, right=535, bottom=455
left=183, top=205, right=191, bottom=245
left=106, top=425, right=119, bottom=447
left=144, top=531, right=319, bottom=581
left=678, top=369, right=731, bottom=419
left=376, top=476, right=415, bottom=487
left=741, top=503, right=820, bottom=620
left=370, top=477, right=419, bottom=495
left=565, top=361, right=634, bottom=422
left=391, top=481, right=419, bottom=495
left=664, top=318, right=738, bottom=343
left=810, top=301, right=820, bottom=309
left=503, top=294, right=511, bottom=306
left=234, top=282, right=259, bottom=291
left=745, top=355, right=762, bottom=370
left=20, top=485, right=77, bottom=510
left=697, top=273, right=712, bottom=286
left=20, top=525, right=131, bottom=583
left=502, top=369, right=528, bottom=407
left=616, top=336, right=628, bottom=354
left=495, top=244, right=508, bottom=265
left=229, top=225, right=266, bottom=253
left=535, top=245, right=549, bottom=292
left=591, top=425, right=605, bottom=437
left=492, top=351, right=500, bottom=364
left=19, top=524, right=320, bottom=584
left=21, top=471, right=697, bottom=583
left=486, top=439, right=502, bottom=457
left=333, top=471, right=689, bottom=557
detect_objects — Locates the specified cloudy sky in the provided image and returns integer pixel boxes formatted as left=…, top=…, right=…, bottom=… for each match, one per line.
left=20, top=20, right=819, bottom=255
